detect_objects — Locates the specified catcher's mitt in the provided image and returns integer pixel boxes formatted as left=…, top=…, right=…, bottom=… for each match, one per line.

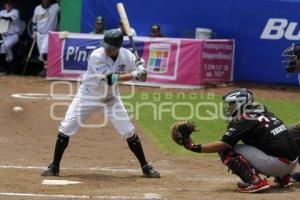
left=171, top=120, right=196, bottom=145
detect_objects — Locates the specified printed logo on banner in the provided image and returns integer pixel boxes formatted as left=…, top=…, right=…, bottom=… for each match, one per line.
left=62, top=38, right=145, bottom=74
left=261, top=18, right=300, bottom=40
left=148, top=43, right=170, bottom=73
left=62, top=38, right=100, bottom=73
left=146, top=42, right=180, bottom=80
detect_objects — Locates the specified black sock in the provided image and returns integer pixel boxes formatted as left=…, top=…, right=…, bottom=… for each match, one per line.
left=127, top=134, right=147, bottom=168
left=52, top=132, right=69, bottom=167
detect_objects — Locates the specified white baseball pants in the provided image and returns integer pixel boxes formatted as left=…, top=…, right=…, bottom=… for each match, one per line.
left=59, top=97, right=135, bottom=140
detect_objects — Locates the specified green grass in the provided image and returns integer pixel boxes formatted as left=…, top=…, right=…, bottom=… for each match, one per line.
left=121, top=91, right=300, bottom=156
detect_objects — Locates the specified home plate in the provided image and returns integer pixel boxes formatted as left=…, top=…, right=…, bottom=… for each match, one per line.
left=42, top=179, right=82, bottom=186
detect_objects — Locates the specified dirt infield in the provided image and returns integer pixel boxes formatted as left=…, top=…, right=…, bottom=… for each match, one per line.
left=0, top=76, right=299, bottom=200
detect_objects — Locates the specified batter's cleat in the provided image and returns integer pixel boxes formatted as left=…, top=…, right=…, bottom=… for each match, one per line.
left=41, top=163, right=60, bottom=176
left=291, top=172, right=300, bottom=182
left=274, top=175, right=293, bottom=187
left=237, top=178, right=270, bottom=193
left=142, top=164, right=160, bottom=178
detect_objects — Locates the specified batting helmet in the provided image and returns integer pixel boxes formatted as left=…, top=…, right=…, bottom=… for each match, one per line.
left=282, top=43, right=300, bottom=73
left=102, top=29, right=123, bottom=49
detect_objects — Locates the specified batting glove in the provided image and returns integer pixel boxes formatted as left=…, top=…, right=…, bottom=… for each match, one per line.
left=135, top=58, right=145, bottom=68
left=132, top=65, right=147, bottom=82
left=103, top=71, right=118, bottom=86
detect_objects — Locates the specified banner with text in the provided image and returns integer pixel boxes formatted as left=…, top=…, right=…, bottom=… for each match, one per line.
left=47, top=32, right=234, bottom=87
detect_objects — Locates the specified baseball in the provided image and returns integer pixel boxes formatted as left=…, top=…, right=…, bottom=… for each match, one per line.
left=13, top=106, right=24, bottom=112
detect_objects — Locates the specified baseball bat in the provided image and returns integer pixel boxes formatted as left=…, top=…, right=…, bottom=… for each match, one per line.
left=22, top=37, right=36, bottom=75
left=117, top=3, right=139, bottom=59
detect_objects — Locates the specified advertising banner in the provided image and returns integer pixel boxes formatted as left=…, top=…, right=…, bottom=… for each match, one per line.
left=47, top=32, right=234, bottom=88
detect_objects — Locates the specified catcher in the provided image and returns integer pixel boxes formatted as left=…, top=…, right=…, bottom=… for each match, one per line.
left=281, top=43, right=300, bottom=182
left=171, top=88, right=299, bottom=193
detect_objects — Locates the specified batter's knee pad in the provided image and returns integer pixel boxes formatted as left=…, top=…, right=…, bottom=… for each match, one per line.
left=219, top=149, right=257, bottom=184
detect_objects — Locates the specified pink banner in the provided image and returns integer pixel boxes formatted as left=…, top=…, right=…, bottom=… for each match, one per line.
left=48, top=32, right=234, bottom=87
left=200, top=41, right=234, bottom=84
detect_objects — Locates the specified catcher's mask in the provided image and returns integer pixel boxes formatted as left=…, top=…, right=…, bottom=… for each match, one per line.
left=222, top=88, right=254, bottom=122
left=281, top=43, right=300, bottom=74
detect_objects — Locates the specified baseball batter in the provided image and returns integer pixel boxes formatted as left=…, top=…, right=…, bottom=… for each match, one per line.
left=281, top=43, right=300, bottom=182
left=172, top=88, right=298, bottom=193
left=41, top=29, right=160, bottom=178
left=32, top=0, right=59, bottom=76
left=0, top=0, right=20, bottom=73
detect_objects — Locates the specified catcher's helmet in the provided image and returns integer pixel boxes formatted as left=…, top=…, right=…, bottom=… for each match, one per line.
left=281, top=43, right=300, bottom=73
left=102, top=29, right=123, bottom=49
left=222, top=88, right=254, bottom=122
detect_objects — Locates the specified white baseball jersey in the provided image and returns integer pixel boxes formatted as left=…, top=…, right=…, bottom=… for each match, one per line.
left=0, top=8, right=20, bottom=35
left=32, top=3, right=60, bottom=34
left=77, top=47, right=136, bottom=100
left=32, top=3, right=59, bottom=56
left=59, top=47, right=137, bottom=139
